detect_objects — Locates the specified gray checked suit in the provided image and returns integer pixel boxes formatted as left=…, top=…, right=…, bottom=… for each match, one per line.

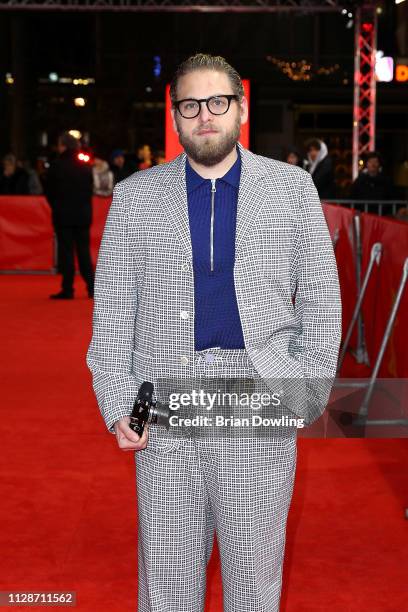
left=86, top=142, right=342, bottom=611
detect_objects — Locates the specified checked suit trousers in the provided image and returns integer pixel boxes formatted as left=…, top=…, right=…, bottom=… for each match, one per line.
left=135, top=348, right=298, bottom=612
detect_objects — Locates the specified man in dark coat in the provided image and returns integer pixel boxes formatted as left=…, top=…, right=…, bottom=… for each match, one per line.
left=45, top=132, right=95, bottom=299
left=305, top=138, right=336, bottom=200
left=350, top=151, right=395, bottom=201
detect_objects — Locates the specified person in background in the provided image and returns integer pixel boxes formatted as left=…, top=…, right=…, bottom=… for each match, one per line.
left=350, top=151, right=395, bottom=201
left=0, top=153, right=30, bottom=195
left=45, top=132, right=94, bottom=300
left=93, top=157, right=114, bottom=196
left=154, top=150, right=167, bottom=165
left=21, top=159, right=43, bottom=195
left=110, top=149, right=133, bottom=184
left=137, top=143, right=153, bottom=170
left=285, top=148, right=303, bottom=168
left=305, top=138, right=336, bottom=200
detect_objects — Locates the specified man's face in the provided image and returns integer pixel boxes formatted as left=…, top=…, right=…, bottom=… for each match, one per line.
left=308, top=147, right=319, bottom=162
left=3, top=161, right=15, bottom=176
left=287, top=152, right=299, bottom=166
left=113, top=155, right=125, bottom=168
left=366, top=156, right=380, bottom=175
left=171, top=69, right=248, bottom=166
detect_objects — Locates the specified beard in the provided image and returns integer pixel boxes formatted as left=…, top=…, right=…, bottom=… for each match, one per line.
left=176, top=114, right=241, bottom=167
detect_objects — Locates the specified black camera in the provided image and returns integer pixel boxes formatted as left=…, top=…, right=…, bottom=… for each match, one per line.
left=128, top=381, right=171, bottom=436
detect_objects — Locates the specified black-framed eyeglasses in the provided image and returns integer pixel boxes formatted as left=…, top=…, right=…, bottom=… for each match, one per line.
left=173, top=94, right=239, bottom=119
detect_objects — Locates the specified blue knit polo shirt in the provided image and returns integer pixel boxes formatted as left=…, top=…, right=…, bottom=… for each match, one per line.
left=185, top=147, right=245, bottom=350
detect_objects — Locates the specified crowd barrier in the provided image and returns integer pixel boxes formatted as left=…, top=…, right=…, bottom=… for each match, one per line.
left=323, top=202, right=408, bottom=379
left=324, top=199, right=407, bottom=217
left=0, top=196, right=112, bottom=273
left=1, top=196, right=408, bottom=378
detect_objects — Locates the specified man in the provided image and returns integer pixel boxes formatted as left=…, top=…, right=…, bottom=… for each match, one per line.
left=0, top=153, right=30, bottom=194
left=350, top=151, right=395, bottom=202
left=137, top=143, right=154, bottom=170
left=305, top=138, right=336, bottom=200
left=87, top=54, right=341, bottom=612
left=45, top=132, right=94, bottom=299
left=110, top=148, right=134, bottom=184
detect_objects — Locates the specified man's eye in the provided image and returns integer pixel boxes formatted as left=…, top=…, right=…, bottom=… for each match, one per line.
left=185, top=102, right=197, bottom=110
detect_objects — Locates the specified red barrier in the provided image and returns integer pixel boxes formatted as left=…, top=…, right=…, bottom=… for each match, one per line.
left=2, top=197, right=407, bottom=376
left=89, top=197, right=112, bottom=267
left=0, top=196, right=113, bottom=272
left=0, top=196, right=54, bottom=271
left=322, top=203, right=357, bottom=345
left=359, top=213, right=408, bottom=378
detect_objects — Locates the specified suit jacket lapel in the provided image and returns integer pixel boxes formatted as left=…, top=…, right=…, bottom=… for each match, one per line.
left=159, top=153, right=193, bottom=261
left=235, top=142, right=268, bottom=258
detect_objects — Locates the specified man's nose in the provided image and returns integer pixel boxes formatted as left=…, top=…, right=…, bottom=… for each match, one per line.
left=198, top=102, right=212, bottom=122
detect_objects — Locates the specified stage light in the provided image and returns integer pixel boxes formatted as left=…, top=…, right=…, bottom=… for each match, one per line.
left=74, top=97, right=86, bottom=107
left=49, top=72, right=58, bottom=82
left=395, top=0, right=406, bottom=5
left=5, top=73, right=14, bottom=85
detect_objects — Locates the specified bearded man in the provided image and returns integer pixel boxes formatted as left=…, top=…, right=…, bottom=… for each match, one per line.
left=87, top=54, right=341, bottom=612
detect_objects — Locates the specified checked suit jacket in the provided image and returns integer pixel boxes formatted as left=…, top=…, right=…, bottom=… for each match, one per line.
left=86, top=142, right=342, bottom=445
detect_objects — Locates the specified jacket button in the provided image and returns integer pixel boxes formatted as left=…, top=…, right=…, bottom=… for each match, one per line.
left=180, top=355, right=189, bottom=365
left=181, top=263, right=190, bottom=272
left=180, top=310, right=189, bottom=320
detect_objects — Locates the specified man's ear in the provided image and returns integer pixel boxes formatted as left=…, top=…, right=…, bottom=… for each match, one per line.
left=171, top=108, right=179, bottom=134
left=239, top=96, right=249, bottom=125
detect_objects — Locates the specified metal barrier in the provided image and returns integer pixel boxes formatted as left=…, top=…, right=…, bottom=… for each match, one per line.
left=324, top=199, right=407, bottom=217
left=357, top=257, right=408, bottom=421
left=337, top=241, right=382, bottom=373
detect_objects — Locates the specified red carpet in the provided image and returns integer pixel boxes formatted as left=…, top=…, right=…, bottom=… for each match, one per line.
left=1, top=275, right=407, bottom=611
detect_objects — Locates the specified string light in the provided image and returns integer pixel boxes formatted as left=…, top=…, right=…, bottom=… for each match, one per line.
left=266, top=56, right=341, bottom=81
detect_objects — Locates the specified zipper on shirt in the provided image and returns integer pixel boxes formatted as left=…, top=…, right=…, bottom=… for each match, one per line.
left=210, top=178, right=216, bottom=272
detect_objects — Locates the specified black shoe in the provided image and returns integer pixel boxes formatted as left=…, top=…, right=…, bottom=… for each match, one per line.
left=49, top=291, right=74, bottom=300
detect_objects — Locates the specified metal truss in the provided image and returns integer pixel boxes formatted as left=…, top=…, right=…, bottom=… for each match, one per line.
left=0, top=0, right=365, bottom=14
left=352, top=5, right=377, bottom=179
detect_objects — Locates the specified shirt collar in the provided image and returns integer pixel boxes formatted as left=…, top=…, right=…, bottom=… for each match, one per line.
left=185, top=145, right=241, bottom=194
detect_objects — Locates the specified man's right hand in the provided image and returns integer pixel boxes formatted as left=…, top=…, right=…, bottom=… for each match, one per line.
left=113, top=416, right=149, bottom=451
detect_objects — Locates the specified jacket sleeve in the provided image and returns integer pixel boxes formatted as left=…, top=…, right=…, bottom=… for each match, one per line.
left=86, top=182, right=139, bottom=434
left=287, top=170, right=342, bottom=424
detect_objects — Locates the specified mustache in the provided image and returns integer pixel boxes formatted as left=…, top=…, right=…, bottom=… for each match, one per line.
left=194, top=126, right=220, bottom=134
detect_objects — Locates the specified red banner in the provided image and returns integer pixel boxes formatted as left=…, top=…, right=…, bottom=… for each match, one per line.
left=89, top=197, right=112, bottom=267
left=359, top=213, right=408, bottom=378
left=322, top=203, right=357, bottom=345
left=0, top=196, right=54, bottom=271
